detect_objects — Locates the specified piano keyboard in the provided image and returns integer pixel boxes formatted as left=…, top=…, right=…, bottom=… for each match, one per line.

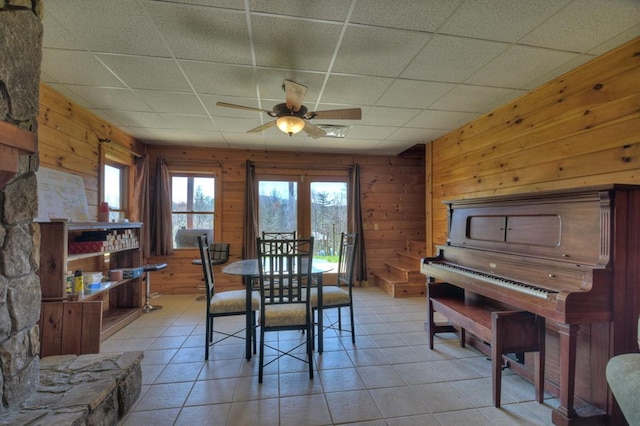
left=425, top=262, right=558, bottom=300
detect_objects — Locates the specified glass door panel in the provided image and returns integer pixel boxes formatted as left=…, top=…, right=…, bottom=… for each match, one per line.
left=310, top=181, right=347, bottom=267
left=258, top=180, right=298, bottom=234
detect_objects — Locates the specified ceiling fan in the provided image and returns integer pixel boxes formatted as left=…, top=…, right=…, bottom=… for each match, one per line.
left=216, top=79, right=362, bottom=139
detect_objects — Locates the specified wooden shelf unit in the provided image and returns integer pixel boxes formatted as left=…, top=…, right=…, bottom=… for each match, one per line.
left=38, top=221, right=144, bottom=356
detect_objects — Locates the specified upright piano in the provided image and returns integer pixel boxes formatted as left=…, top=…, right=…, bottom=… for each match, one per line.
left=421, top=185, right=640, bottom=425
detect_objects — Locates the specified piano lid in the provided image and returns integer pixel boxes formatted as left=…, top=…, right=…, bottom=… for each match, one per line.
left=442, top=186, right=640, bottom=268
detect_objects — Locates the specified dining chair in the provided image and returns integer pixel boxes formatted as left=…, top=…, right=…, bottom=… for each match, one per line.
left=197, top=235, right=259, bottom=361
left=262, top=231, right=297, bottom=240
left=310, top=232, right=358, bottom=353
left=256, top=237, right=314, bottom=383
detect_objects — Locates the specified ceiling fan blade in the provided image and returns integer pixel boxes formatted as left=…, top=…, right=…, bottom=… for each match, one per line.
left=303, top=121, right=327, bottom=139
left=284, top=79, right=307, bottom=112
left=307, top=108, right=362, bottom=120
left=247, top=120, right=277, bottom=134
left=216, top=101, right=272, bottom=115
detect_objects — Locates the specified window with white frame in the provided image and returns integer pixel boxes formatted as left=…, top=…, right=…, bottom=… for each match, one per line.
left=171, top=173, right=216, bottom=248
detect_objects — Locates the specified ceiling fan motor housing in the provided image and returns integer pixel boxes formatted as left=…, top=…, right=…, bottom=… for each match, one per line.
left=272, top=103, right=308, bottom=118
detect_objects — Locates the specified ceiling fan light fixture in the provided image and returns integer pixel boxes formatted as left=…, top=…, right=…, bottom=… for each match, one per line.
left=276, top=115, right=305, bottom=136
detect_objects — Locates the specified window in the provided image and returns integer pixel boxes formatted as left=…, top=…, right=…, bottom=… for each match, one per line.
left=257, top=172, right=348, bottom=262
left=171, top=174, right=216, bottom=248
left=103, top=163, right=127, bottom=222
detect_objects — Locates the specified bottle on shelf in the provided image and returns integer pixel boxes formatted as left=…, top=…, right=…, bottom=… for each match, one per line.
left=74, top=270, right=84, bottom=297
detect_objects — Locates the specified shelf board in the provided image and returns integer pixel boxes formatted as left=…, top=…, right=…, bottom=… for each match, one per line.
left=68, top=245, right=140, bottom=261
left=101, top=307, right=142, bottom=341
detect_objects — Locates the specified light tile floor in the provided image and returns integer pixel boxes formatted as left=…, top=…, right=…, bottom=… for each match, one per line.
left=105, top=287, right=559, bottom=425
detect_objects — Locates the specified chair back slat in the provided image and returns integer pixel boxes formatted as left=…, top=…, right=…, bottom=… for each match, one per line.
left=337, top=233, right=358, bottom=289
left=257, top=238, right=314, bottom=306
left=197, top=235, right=215, bottom=301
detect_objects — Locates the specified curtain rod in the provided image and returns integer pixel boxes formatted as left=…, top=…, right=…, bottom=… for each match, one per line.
left=251, top=161, right=355, bottom=170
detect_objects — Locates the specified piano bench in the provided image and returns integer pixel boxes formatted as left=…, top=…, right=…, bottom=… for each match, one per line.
left=429, top=296, right=545, bottom=408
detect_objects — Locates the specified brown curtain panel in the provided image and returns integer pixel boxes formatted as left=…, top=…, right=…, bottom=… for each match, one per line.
left=150, top=157, right=174, bottom=256
left=349, top=164, right=367, bottom=282
left=131, top=154, right=150, bottom=258
left=242, top=160, right=258, bottom=260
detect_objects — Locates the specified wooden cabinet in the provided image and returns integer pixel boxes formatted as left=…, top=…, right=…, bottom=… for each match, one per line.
left=38, top=221, right=144, bottom=356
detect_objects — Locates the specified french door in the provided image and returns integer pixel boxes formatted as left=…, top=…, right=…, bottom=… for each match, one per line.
left=257, top=170, right=348, bottom=261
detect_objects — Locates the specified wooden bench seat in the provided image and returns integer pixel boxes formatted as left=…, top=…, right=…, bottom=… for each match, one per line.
left=428, top=287, right=545, bottom=407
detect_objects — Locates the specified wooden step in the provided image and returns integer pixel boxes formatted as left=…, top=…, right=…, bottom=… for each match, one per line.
left=370, top=269, right=426, bottom=298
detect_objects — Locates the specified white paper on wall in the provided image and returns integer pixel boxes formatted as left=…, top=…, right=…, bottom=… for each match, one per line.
left=35, top=167, right=90, bottom=222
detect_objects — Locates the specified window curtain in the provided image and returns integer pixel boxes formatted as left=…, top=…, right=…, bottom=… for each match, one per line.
left=131, top=154, right=150, bottom=258
left=150, top=157, right=174, bottom=256
left=349, top=164, right=367, bottom=283
left=242, top=160, right=258, bottom=260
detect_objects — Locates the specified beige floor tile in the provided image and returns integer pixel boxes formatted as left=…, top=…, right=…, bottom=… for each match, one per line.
left=103, top=289, right=558, bottom=425
left=325, top=389, right=382, bottom=423
left=279, top=394, right=332, bottom=426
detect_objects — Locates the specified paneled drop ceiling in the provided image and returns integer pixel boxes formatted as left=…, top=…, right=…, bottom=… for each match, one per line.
left=40, top=0, right=640, bottom=155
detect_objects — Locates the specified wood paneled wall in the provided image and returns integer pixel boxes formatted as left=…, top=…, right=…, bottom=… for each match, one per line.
left=36, top=83, right=425, bottom=295
left=426, top=37, right=640, bottom=254
left=144, top=147, right=425, bottom=294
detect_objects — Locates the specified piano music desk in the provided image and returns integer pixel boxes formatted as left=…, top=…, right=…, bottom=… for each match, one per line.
left=428, top=284, right=545, bottom=408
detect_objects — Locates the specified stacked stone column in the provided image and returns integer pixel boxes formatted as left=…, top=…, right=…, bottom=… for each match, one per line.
left=0, top=0, right=43, bottom=411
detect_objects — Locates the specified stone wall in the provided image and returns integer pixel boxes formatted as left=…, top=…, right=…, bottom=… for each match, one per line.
left=0, top=1, right=43, bottom=412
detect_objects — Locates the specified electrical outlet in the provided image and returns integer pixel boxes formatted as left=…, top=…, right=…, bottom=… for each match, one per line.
left=374, top=223, right=379, bottom=231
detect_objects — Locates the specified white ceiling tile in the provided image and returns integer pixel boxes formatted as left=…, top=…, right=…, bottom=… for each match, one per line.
left=134, top=90, right=209, bottom=115
left=386, top=127, right=440, bottom=143
left=252, top=15, right=342, bottom=71
left=588, top=25, right=640, bottom=55
left=322, top=75, right=394, bottom=106
left=215, top=117, right=264, bottom=133
left=520, top=0, right=640, bottom=52
left=97, top=55, right=193, bottom=92
left=362, top=107, right=421, bottom=127
left=64, top=86, right=153, bottom=112
left=465, top=45, right=579, bottom=88
left=440, top=0, right=569, bottom=43
left=376, top=80, right=456, bottom=109
left=44, top=0, right=170, bottom=56
left=179, top=62, right=257, bottom=97
left=406, top=110, right=478, bottom=130
left=98, top=110, right=167, bottom=128
left=49, top=84, right=95, bottom=108
left=347, top=125, right=397, bottom=140
left=42, top=49, right=126, bottom=87
left=249, top=0, right=351, bottom=21
left=159, top=114, right=217, bottom=130
left=180, top=130, right=226, bottom=145
left=144, top=1, right=251, bottom=64
left=350, top=0, right=462, bottom=32
left=42, top=12, right=87, bottom=50
left=38, top=1, right=640, bottom=155
left=430, top=85, right=519, bottom=113
left=402, top=35, right=510, bottom=83
left=332, top=25, right=431, bottom=77
left=160, top=0, right=244, bottom=9
left=521, top=54, right=596, bottom=91
left=125, top=127, right=190, bottom=144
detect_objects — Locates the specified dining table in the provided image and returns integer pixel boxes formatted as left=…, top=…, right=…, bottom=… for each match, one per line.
left=222, top=258, right=334, bottom=359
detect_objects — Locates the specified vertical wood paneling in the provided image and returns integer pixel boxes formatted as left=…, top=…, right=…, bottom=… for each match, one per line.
left=145, top=147, right=425, bottom=294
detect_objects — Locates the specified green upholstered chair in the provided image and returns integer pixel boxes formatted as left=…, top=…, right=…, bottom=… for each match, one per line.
left=606, top=317, right=640, bottom=425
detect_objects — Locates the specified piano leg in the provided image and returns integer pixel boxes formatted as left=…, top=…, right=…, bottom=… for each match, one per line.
left=552, top=322, right=578, bottom=425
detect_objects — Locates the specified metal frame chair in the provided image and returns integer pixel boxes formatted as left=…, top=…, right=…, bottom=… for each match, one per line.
left=256, top=237, right=314, bottom=383
left=198, top=235, right=259, bottom=360
left=311, top=232, right=358, bottom=353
